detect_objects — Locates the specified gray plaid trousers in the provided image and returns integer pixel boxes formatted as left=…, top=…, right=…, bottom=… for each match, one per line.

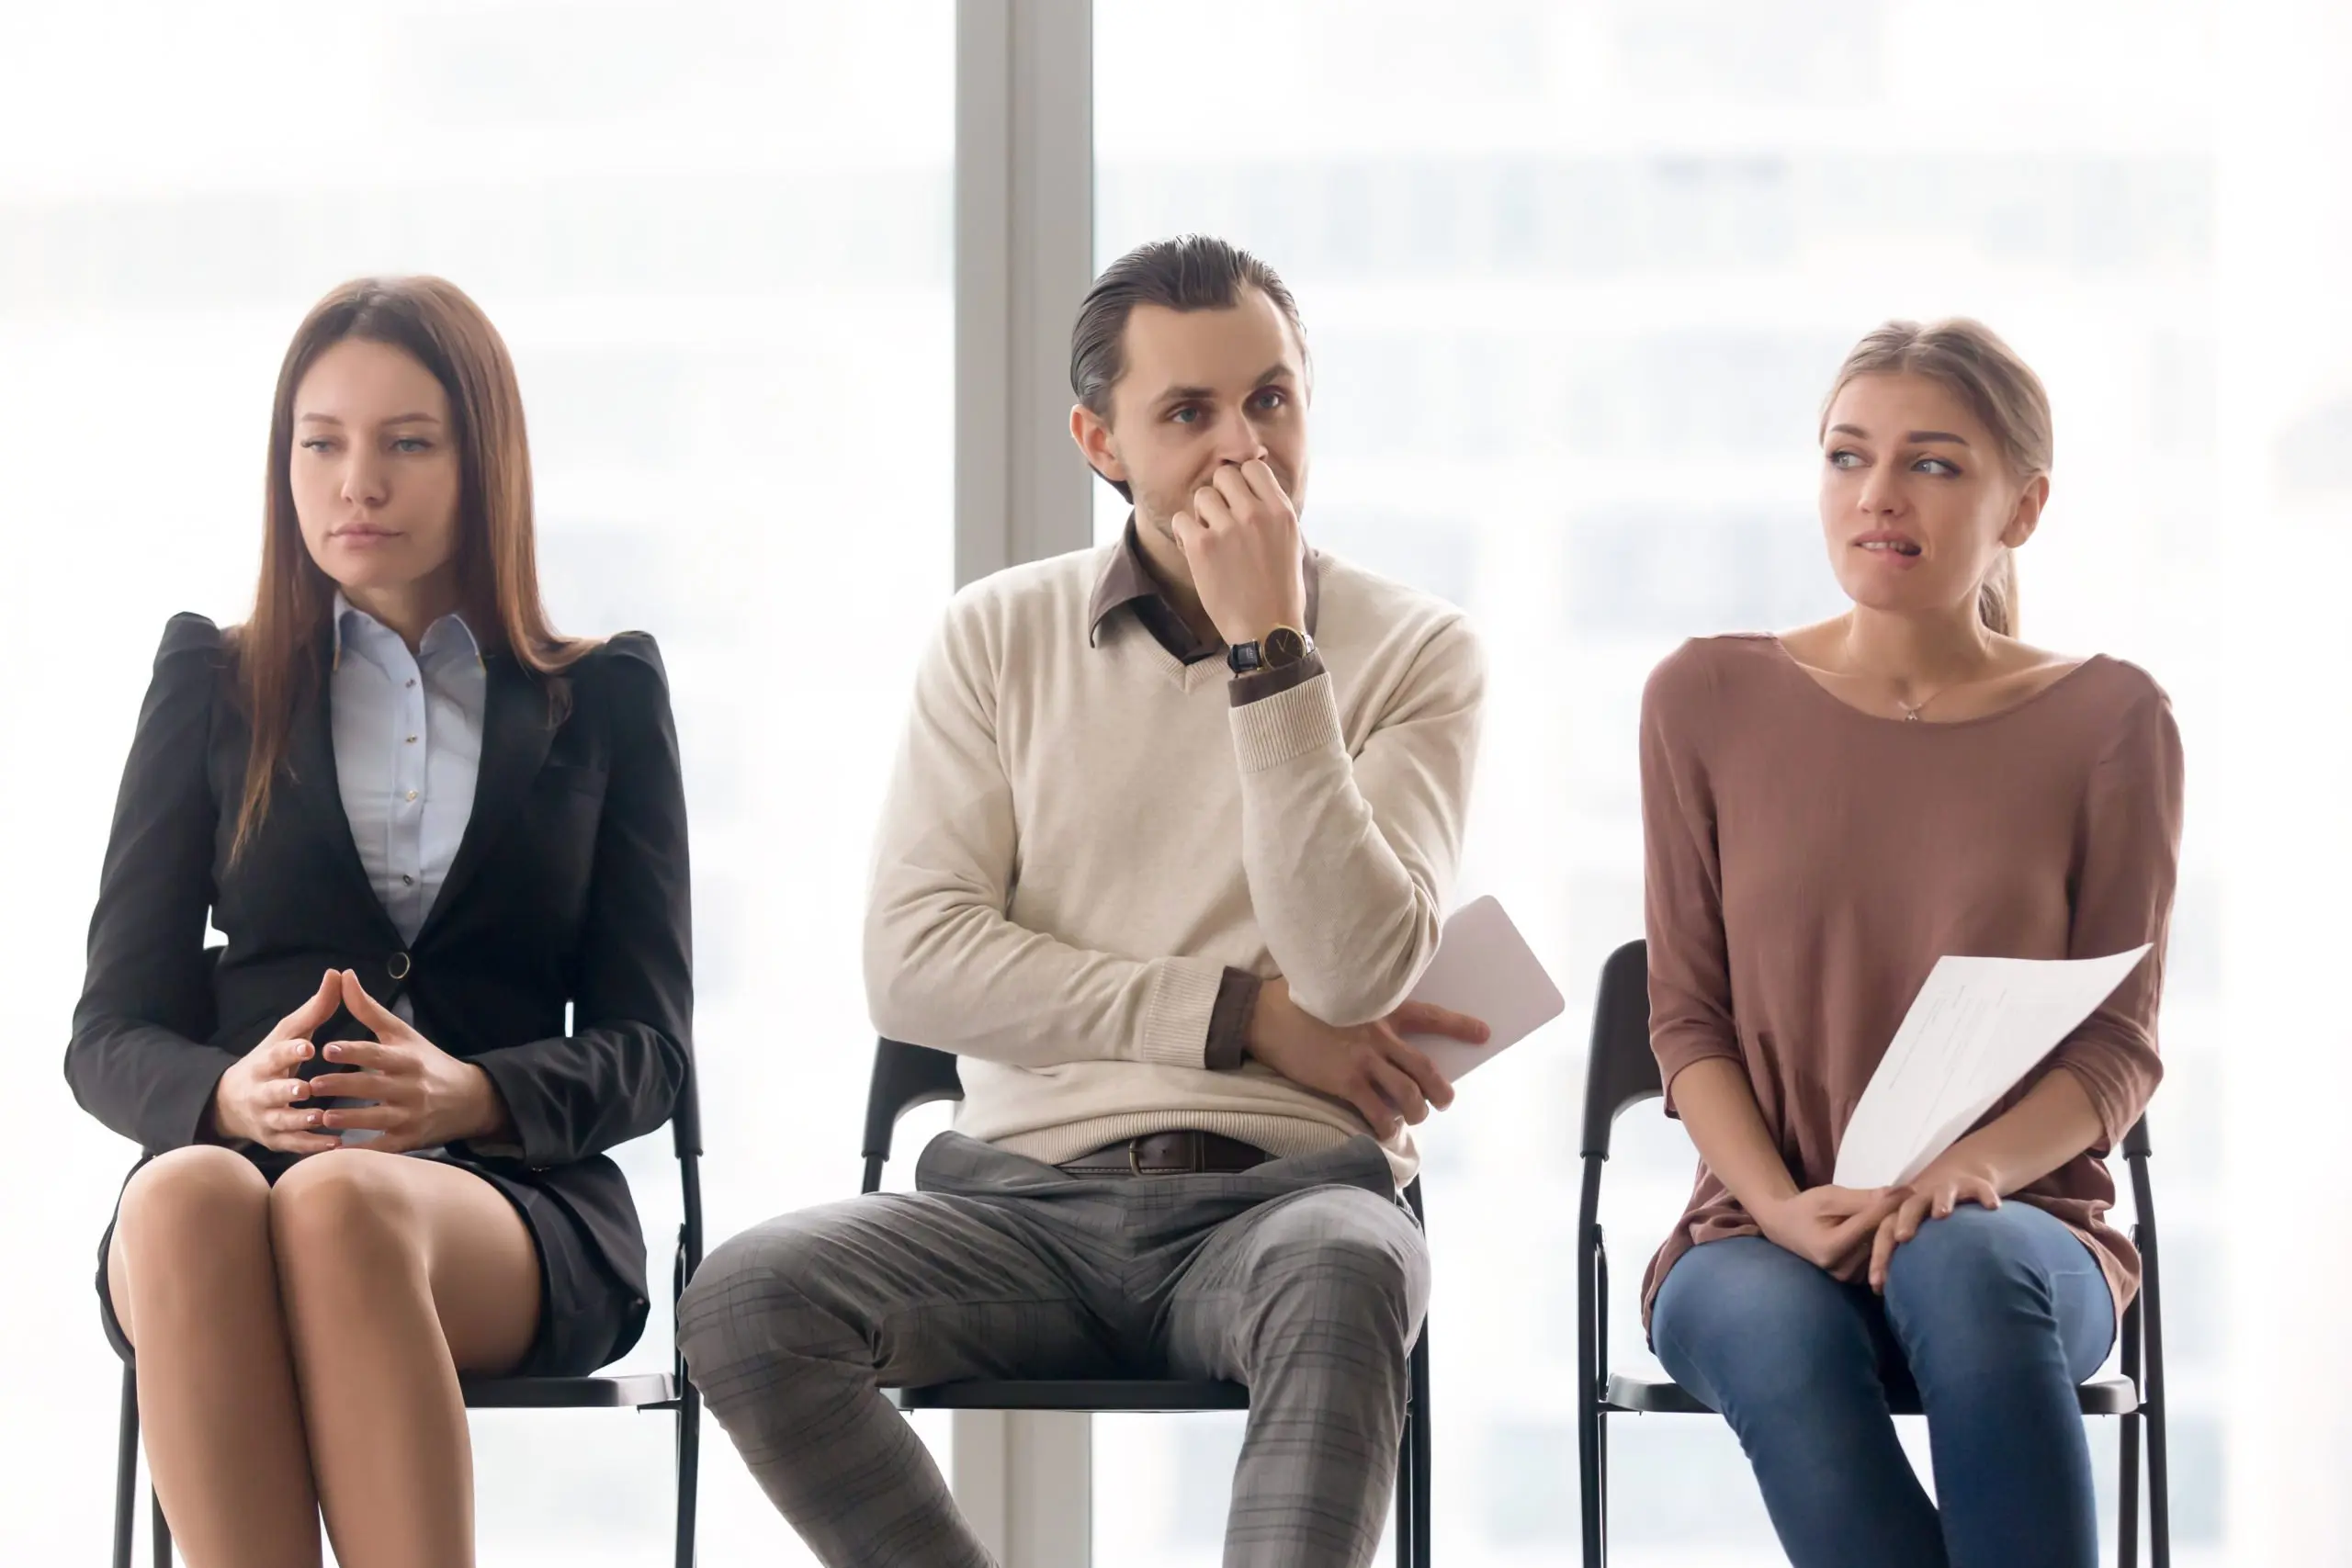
left=678, top=1132, right=1429, bottom=1567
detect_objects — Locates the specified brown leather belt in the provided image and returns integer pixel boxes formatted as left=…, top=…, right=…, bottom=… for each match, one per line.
left=1057, top=1130, right=1271, bottom=1177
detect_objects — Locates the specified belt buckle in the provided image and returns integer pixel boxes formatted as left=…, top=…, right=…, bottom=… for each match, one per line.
left=1127, top=1130, right=1208, bottom=1176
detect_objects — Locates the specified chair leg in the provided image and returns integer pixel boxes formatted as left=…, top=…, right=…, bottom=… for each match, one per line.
left=2117, top=1411, right=2141, bottom=1568
left=1578, top=1402, right=1600, bottom=1568
left=1595, top=1410, right=1610, bottom=1568
left=2119, top=1280, right=2144, bottom=1568
left=1578, top=1216, right=1610, bottom=1568
left=675, top=1384, right=701, bottom=1568
left=1401, top=1325, right=1420, bottom=1568
left=113, top=1366, right=138, bottom=1568
left=1391, top=1324, right=1431, bottom=1568
left=1393, top=1386, right=1414, bottom=1568
left=151, top=1487, right=171, bottom=1568
left=1393, top=1415, right=1413, bottom=1568
left=2147, top=1393, right=2170, bottom=1568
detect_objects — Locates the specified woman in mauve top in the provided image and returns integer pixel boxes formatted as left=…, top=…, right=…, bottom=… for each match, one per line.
left=1640, top=318, right=2182, bottom=1568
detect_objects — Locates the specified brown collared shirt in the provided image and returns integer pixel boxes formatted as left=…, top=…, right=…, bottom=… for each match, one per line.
left=1087, top=519, right=1329, bottom=1068
left=1087, top=519, right=1328, bottom=701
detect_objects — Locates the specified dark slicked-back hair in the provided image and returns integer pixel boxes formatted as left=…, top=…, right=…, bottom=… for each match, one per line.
left=1069, top=235, right=1307, bottom=501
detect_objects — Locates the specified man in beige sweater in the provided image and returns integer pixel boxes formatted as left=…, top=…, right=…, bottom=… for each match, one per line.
left=680, top=236, right=1487, bottom=1567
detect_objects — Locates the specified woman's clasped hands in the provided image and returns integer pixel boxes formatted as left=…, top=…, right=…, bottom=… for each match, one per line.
left=209, top=968, right=512, bottom=1156
left=1748, top=1154, right=2003, bottom=1294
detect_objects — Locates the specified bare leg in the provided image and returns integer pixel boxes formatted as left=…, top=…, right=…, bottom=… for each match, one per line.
left=270, top=1149, right=542, bottom=1568
left=108, top=1145, right=322, bottom=1568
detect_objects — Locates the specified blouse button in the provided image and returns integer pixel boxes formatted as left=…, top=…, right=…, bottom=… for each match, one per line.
left=401, top=874, right=415, bottom=886
left=388, top=952, right=413, bottom=980
left=405, top=789, right=420, bottom=802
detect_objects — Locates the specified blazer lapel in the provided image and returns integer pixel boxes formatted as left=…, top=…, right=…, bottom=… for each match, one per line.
left=282, top=663, right=394, bottom=934
left=422, top=652, right=554, bottom=939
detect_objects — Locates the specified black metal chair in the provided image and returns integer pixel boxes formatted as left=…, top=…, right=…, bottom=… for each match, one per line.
left=862, top=1038, right=1434, bottom=1568
left=109, top=1066, right=706, bottom=1568
left=1575, top=939, right=2171, bottom=1567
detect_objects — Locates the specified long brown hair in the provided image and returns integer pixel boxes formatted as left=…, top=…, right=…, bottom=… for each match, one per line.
left=1821, top=317, right=2052, bottom=637
left=231, top=276, right=591, bottom=860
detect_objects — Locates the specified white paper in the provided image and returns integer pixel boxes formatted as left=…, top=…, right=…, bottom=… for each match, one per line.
left=1832, top=945, right=2153, bottom=1190
left=1396, top=896, right=1567, bottom=1082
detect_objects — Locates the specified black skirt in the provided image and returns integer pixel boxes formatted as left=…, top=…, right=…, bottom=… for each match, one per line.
left=96, top=1145, right=646, bottom=1378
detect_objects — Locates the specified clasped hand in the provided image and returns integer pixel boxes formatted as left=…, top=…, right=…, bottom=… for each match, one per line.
left=1752, top=1155, right=2005, bottom=1292
left=209, top=968, right=509, bottom=1155
left=1864, top=1157, right=2003, bottom=1292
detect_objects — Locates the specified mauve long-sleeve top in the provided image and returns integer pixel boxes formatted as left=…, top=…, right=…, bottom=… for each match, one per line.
left=1638, top=634, right=2183, bottom=1327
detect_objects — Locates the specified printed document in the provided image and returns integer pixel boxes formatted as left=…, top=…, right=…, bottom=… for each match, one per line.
left=1833, top=946, right=2153, bottom=1190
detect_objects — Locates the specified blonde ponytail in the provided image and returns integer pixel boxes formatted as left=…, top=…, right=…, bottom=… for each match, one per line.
left=1977, top=550, right=2018, bottom=637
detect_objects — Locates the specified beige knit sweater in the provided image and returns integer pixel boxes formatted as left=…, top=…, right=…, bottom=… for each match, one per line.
left=863, top=543, right=1485, bottom=1185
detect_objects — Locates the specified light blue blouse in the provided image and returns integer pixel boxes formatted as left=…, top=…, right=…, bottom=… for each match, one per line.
left=329, top=593, right=486, bottom=946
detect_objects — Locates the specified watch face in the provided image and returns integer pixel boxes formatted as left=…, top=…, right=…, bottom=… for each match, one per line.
left=1263, top=626, right=1308, bottom=666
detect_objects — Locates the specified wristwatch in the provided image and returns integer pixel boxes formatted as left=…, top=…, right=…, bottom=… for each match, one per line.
left=1228, top=625, right=1315, bottom=676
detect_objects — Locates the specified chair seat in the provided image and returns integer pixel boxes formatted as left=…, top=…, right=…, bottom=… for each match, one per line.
left=1603, top=1372, right=2139, bottom=1418
left=460, top=1372, right=677, bottom=1409
left=889, top=1379, right=1250, bottom=1413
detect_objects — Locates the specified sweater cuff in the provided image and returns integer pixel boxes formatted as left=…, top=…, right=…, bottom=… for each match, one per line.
left=1138, top=958, right=1227, bottom=1069
left=1228, top=650, right=1328, bottom=707
left=1205, top=967, right=1263, bottom=1071
left=1228, top=669, right=1345, bottom=774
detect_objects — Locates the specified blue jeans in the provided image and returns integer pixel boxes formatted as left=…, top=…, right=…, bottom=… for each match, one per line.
left=1650, top=1201, right=2115, bottom=1568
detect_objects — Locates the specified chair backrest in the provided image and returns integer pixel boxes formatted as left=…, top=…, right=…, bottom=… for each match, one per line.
left=670, top=1050, right=706, bottom=1291
left=671, top=1049, right=705, bottom=1159
left=862, top=1038, right=965, bottom=1170
left=1579, top=939, right=1661, bottom=1158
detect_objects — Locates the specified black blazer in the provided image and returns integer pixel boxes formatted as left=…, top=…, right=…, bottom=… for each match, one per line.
left=66, top=613, right=693, bottom=1316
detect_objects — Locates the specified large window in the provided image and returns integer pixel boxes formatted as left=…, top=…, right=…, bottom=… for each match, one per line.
left=1, top=5, right=954, bottom=1562
left=1093, top=3, right=2226, bottom=1562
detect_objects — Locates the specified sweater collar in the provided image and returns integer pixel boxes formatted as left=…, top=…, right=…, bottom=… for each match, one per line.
left=1086, top=514, right=1321, bottom=660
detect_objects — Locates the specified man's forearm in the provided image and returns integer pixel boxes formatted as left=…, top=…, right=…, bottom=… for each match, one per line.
left=1228, top=607, right=1482, bottom=1026
left=1229, top=684, right=1449, bottom=1025
left=865, top=895, right=1226, bottom=1069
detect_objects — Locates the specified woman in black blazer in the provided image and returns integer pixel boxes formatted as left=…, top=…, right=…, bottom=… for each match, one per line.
left=66, top=276, right=691, bottom=1568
